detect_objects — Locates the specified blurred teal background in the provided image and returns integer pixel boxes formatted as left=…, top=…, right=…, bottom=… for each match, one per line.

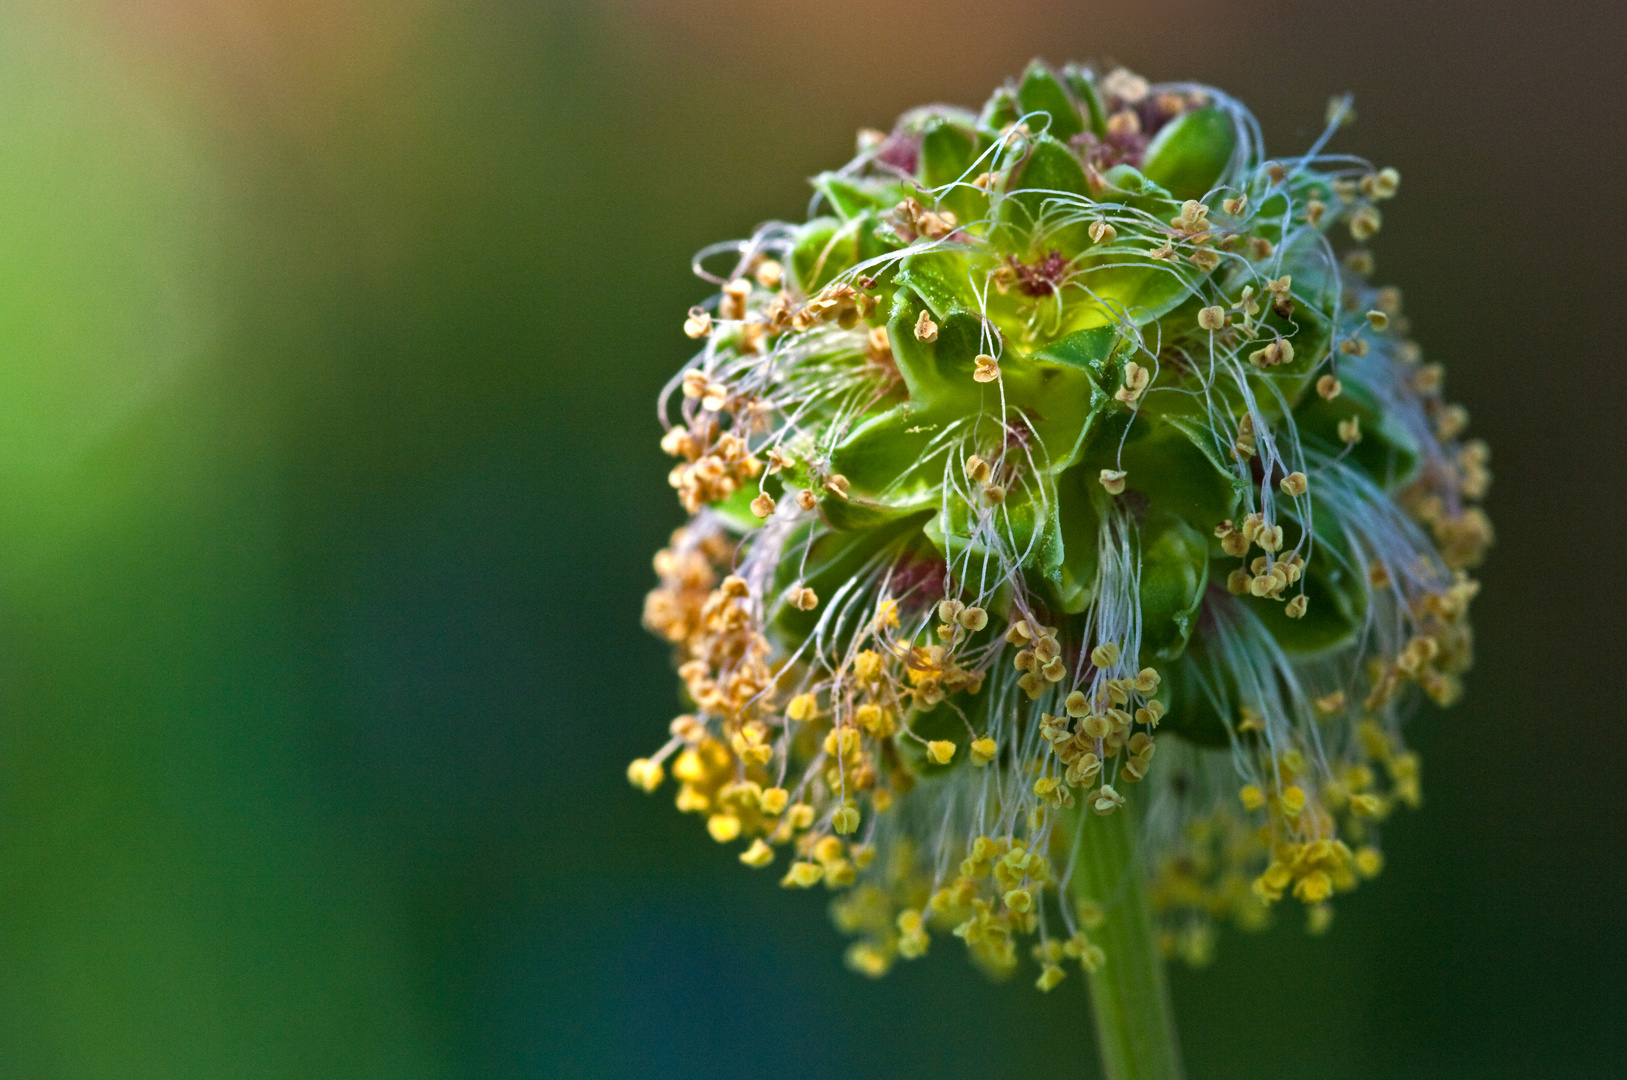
left=0, top=1, right=1621, bottom=1076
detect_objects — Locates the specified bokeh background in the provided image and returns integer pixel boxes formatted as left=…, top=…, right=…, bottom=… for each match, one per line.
left=0, top=1, right=1622, bottom=1077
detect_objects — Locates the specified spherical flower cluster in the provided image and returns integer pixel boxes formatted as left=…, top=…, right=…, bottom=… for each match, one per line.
left=632, top=61, right=1489, bottom=990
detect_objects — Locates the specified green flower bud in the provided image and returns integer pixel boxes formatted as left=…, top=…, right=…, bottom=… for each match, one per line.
left=637, top=62, right=1489, bottom=982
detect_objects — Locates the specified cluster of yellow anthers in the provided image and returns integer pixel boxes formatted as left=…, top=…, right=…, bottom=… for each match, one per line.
left=636, top=511, right=1160, bottom=989
left=662, top=409, right=764, bottom=515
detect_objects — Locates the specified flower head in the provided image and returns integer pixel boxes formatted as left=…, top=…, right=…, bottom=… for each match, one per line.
left=634, top=61, right=1489, bottom=987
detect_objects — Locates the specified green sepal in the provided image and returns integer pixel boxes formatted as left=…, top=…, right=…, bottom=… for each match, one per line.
left=769, top=513, right=933, bottom=643
left=884, top=287, right=1113, bottom=476
left=979, top=86, right=1020, bottom=133
left=1137, top=511, right=1211, bottom=660
left=1292, top=375, right=1422, bottom=490
left=1061, top=65, right=1108, bottom=138
left=707, top=481, right=771, bottom=533
left=826, top=402, right=953, bottom=517
left=1085, top=402, right=1245, bottom=533
left=885, top=293, right=985, bottom=400
left=1141, top=106, right=1237, bottom=201
left=1044, top=461, right=1102, bottom=614
left=924, top=478, right=1053, bottom=574
left=918, top=117, right=990, bottom=227
left=1016, top=61, right=1085, bottom=142
left=1095, top=165, right=1178, bottom=215
left=815, top=172, right=907, bottom=221
left=1030, top=324, right=1121, bottom=378
left=993, top=134, right=1092, bottom=253
left=789, top=211, right=898, bottom=294
left=1159, top=647, right=1234, bottom=749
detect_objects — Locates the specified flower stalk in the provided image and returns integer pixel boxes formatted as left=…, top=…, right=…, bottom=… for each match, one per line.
left=1074, top=807, right=1183, bottom=1080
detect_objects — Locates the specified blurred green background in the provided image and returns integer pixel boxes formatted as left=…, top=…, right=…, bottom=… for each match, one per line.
left=0, top=1, right=1621, bottom=1076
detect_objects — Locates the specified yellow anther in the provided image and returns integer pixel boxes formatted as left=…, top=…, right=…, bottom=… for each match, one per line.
left=822, top=726, right=860, bottom=760
left=764, top=446, right=795, bottom=474
left=871, top=789, right=894, bottom=813
left=958, top=606, right=989, bottom=631
left=707, top=813, right=742, bottom=843
left=759, top=787, right=789, bottom=815
left=1091, top=784, right=1126, bottom=814
left=1338, top=415, right=1363, bottom=444
left=812, top=836, right=845, bottom=864
left=1354, top=846, right=1385, bottom=878
left=855, top=703, right=895, bottom=738
left=926, top=740, right=957, bottom=765
left=1004, top=889, right=1033, bottom=913
left=1348, top=793, right=1381, bottom=817
left=626, top=757, right=665, bottom=792
left=913, top=308, right=939, bottom=342
left=1317, top=373, right=1342, bottom=400
left=1306, top=904, right=1335, bottom=936
left=1248, top=338, right=1294, bottom=369
left=1366, top=166, right=1400, bottom=199
left=1099, top=469, right=1127, bottom=495
left=1280, top=471, right=1308, bottom=497
left=823, top=859, right=855, bottom=888
left=1134, top=667, right=1160, bottom=694
left=787, top=803, right=815, bottom=830
left=719, top=278, right=752, bottom=320
left=1198, top=305, right=1227, bottom=330
left=1223, top=194, right=1248, bottom=215
left=972, top=354, right=1001, bottom=383
left=1035, top=963, right=1067, bottom=992
left=1088, top=220, right=1116, bottom=244
left=1116, top=361, right=1151, bottom=406
left=794, top=489, right=818, bottom=511
left=753, top=259, right=783, bottom=289
left=1239, top=784, right=1265, bottom=811
left=683, top=307, right=713, bottom=339
left=786, top=693, right=818, bottom=721
left=970, top=736, right=997, bottom=766
left=1091, top=642, right=1121, bottom=668
left=1350, top=204, right=1382, bottom=241
left=750, top=492, right=776, bottom=518
left=964, top=454, right=991, bottom=484
left=781, top=861, right=823, bottom=888
left=845, top=941, right=891, bottom=977
left=1279, top=785, right=1307, bottom=817
left=739, top=838, right=775, bottom=868
left=1285, top=595, right=1308, bottom=619
left=872, top=598, right=900, bottom=633
left=832, top=806, right=860, bottom=834
left=853, top=650, right=884, bottom=683
left=786, top=583, right=819, bottom=610
left=822, top=473, right=850, bottom=499
left=1293, top=870, right=1333, bottom=903
left=1227, top=568, right=1251, bottom=594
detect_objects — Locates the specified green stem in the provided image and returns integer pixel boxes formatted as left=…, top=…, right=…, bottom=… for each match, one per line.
left=1072, top=805, right=1184, bottom=1080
